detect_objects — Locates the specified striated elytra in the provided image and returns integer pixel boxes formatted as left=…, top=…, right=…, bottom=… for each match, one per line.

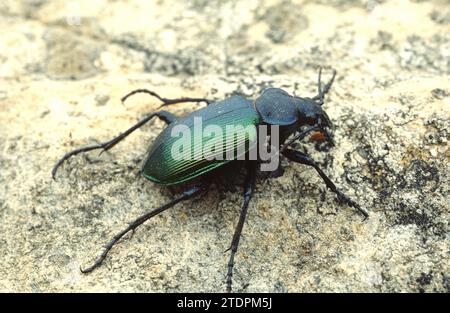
left=52, top=68, right=368, bottom=292
left=142, top=95, right=260, bottom=185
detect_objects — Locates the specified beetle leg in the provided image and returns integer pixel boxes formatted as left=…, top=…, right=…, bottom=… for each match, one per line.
left=121, top=88, right=213, bottom=106
left=52, top=110, right=176, bottom=179
left=225, top=162, right=257, bottom=292
left=282, top=149, right=369, bottom=220
left=312, top=68, right=337, bottom=105
left=280, top=125, right=320, bottom=153
left=80, top=183, right=208, bottom=273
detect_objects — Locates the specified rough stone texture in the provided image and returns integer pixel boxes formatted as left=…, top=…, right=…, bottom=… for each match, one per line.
left=0, top=0, right=449, bottom=292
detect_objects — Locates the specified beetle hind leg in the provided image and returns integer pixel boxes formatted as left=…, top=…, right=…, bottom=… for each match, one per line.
left=121, top=88, right=213, bottom=106
left=80, top=183, right=208, bottom=273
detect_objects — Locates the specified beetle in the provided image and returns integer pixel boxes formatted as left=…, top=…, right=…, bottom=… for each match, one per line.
left=52, top=68, right=368, bottom=292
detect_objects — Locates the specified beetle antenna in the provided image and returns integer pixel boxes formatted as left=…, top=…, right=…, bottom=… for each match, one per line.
left=317, top=67, right=323, bottom=99
left=121, top=89, right=211, bottom=106
left=313, top=68, right=336, bottom=106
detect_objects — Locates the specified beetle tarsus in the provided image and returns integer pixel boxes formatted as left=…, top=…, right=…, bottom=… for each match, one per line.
left=335, top=190, right=369, bottom=220
left=51, top=144, right=105, bottom=180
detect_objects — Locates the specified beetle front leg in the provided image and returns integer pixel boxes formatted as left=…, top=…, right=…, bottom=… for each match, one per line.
left=52, top=110, right=176, bottom=179
left=225, top=162, right=257, bottom=292
left=121, top=88, right=213, bottom=106
left=282, top=149, right=368, bottom=219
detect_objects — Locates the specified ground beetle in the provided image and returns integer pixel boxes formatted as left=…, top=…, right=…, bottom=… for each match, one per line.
left=52, top=68, right=368, bottom=292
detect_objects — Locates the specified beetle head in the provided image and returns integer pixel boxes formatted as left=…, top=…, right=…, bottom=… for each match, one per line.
left=295, top=97, right=334, bottom=144
left=255, top=69, right=336, bottom=145
left=255, top=88, right=333, bottom=142
left=256, top=88, right=331, bottom=124
left=295, top=98, right=331, bottom=128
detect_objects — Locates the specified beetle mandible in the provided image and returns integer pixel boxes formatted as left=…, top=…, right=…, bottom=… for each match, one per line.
left=52, top=68, right=368, bottom=292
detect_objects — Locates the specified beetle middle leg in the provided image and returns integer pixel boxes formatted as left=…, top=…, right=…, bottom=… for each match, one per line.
left=80, top=183, right=208, bottom=273
left=121, top=88, right=213, bottom=106
left=282, top=149, right=368, bottom=219
left=226, top=162, right=257, bottom=292
left=52, top=110, right=176, bottom=179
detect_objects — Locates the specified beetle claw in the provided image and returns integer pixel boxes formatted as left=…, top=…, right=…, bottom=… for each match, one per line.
left=336, top=190, right=369, bottom=220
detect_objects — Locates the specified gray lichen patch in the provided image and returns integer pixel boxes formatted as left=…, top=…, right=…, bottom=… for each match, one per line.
left=399, top=34, right=450, bottom=75
left=43, top=27, right=102, bottom=80
left=256, top=1, right=309, bottom=44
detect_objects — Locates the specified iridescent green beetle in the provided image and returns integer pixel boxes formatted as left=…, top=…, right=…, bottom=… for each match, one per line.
left=52, top=69, right=368, bottom=292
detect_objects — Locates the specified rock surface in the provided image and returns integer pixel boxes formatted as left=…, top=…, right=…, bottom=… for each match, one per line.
left=0, top=0, right=449, bottom=292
